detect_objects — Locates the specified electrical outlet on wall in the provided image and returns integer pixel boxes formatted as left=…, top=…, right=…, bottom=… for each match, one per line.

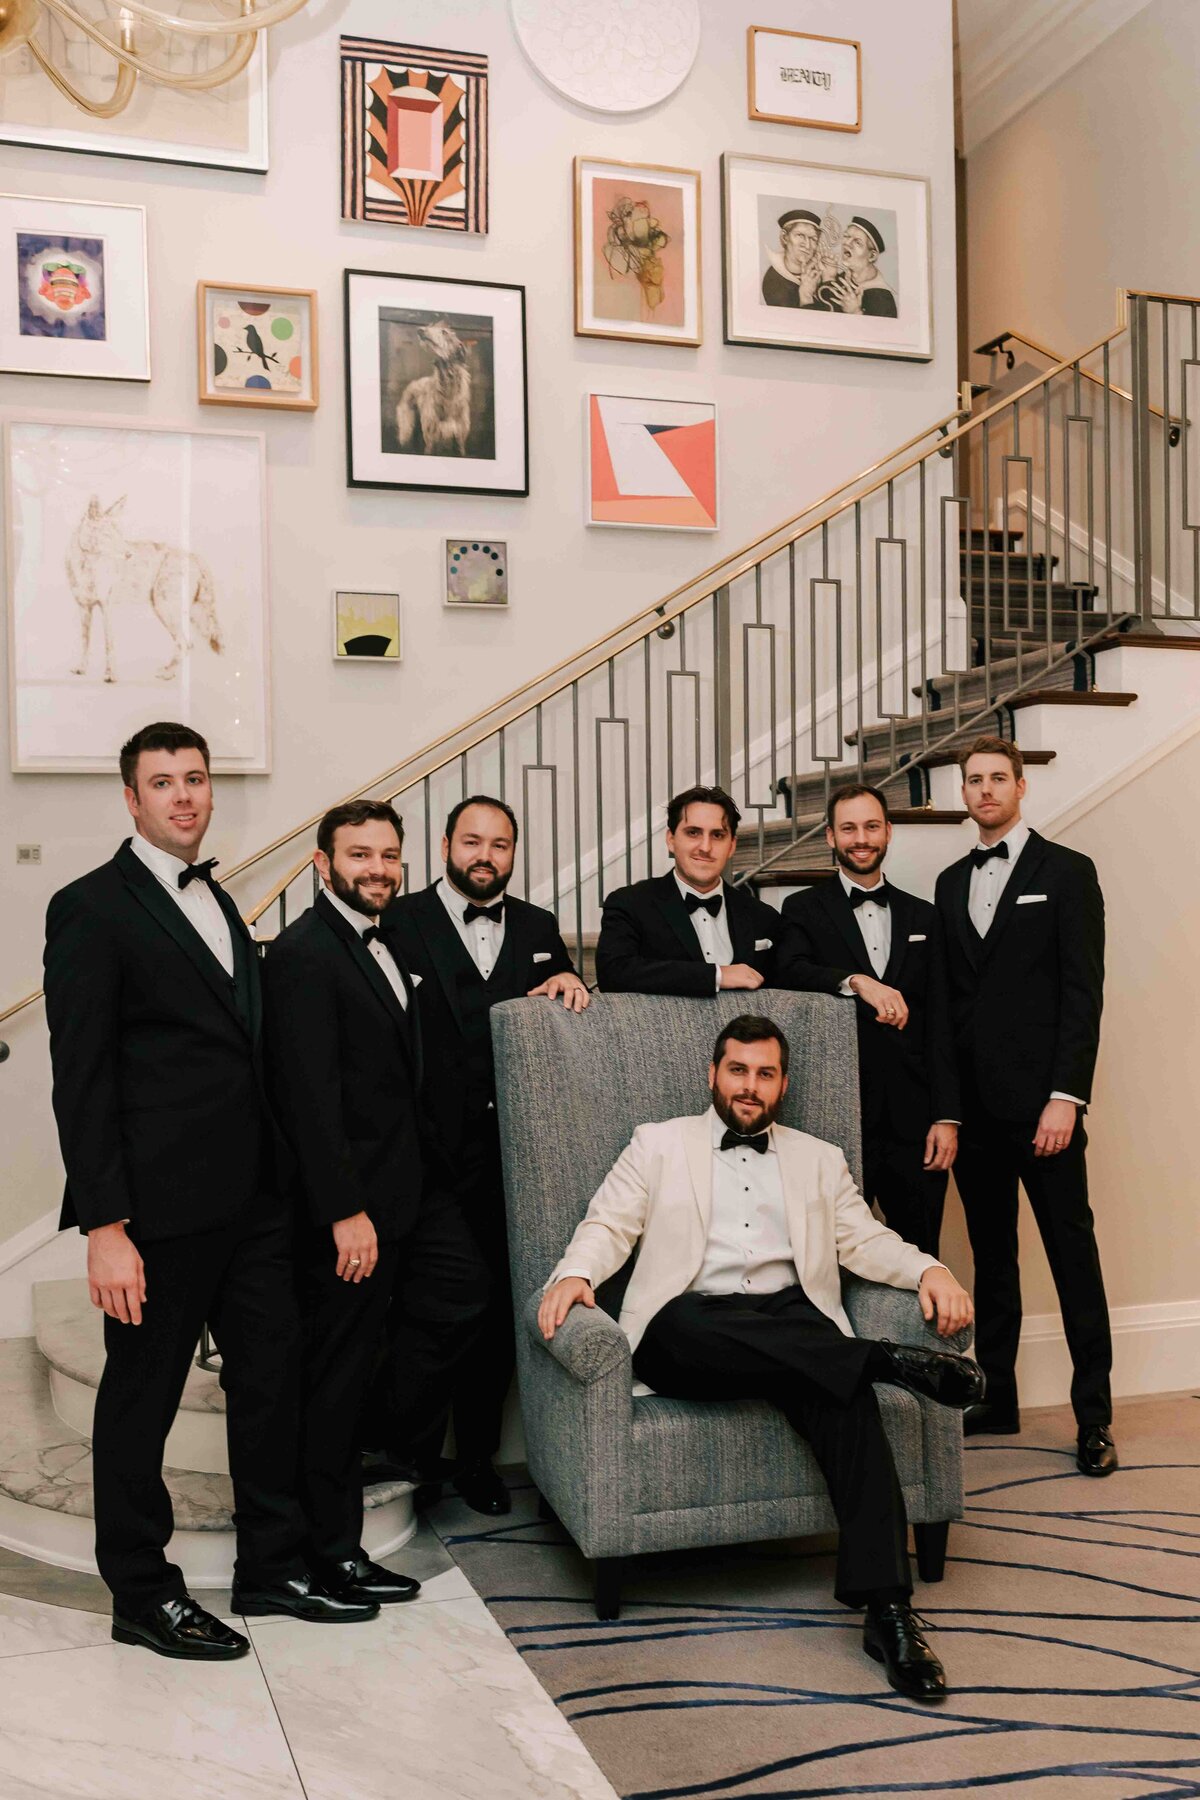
left=16, top=845, right=41, bottom=864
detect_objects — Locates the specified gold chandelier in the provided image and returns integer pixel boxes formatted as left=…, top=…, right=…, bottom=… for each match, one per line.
left=0, top=0, right=309, bottom=118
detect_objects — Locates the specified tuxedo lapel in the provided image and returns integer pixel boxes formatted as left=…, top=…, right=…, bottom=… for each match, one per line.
left=210, top=878, right=262, bottom=1041
left=410, top=885, right=471, bottom=1035
left=680, top=1114, right=713, bottom=1242
left=977, top=832, right=1051, bottom=964
left=775, top=1130, right=810, bottom=1288
left=116, top=843, right=248, bottom=1035
left=725, top=884, right=757, bottom=962
left=315, top=894, right=414, bottom=1063
left=946, top=856, right=980, bottom=971
left=881, top=885, right=912, bottom=988
left=489, top=898, right=534, bottom=996
left=820, top=879, right=874, bottom=976
left=654, top=872, right=705, bottom=961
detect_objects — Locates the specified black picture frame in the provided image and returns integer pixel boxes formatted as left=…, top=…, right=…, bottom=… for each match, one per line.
left=343, top=268, right=529, bottom=496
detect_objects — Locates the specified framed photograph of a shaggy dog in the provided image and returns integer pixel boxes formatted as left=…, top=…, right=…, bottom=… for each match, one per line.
left=344, top=270, right=528, bottom=495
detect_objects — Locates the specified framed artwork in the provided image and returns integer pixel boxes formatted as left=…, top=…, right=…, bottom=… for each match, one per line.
left=0, top=194, right=149, bottom=382
left=446, top=539, right=508, bottom=607
left=721, top=154, right=932, bottom=362
left=5, top=414, right=270, bottom=774
left=587, top=393, right=717, bottom=531
left=340, top=36, right=488, bottom=233
left=0, top=35, right=267, bottom=172
left=574, top=157, right=701, bottom=347
left=747, top=27, right=862, bottom=132
left=344, top=270, right=528, bottom=496
left=197, top=283, right=318, bottom=410
left=334, top=591, right=401, bottom=660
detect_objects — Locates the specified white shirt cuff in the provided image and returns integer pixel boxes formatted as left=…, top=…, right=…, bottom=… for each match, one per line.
left=715, top=966, right=722, bottom=992
left=933, top=1120, right=960, bottom=1127
left=838, top=977, right=857, bottom=997
left=1050, top=1091, right=1086, bottom=1106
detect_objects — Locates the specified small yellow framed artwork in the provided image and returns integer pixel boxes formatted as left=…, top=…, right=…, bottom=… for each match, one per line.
left=333, top=591, right=401, bottom=661
left=197, top=282, right=319, bottom=410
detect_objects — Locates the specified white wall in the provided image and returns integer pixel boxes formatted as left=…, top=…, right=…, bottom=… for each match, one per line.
left=0, top=0, right=958, bottom=1240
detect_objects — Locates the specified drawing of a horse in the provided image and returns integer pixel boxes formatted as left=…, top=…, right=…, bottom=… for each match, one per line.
left=67, top=495, right=223, bottom=684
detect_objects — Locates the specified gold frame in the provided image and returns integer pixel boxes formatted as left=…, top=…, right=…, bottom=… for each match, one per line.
left=573, top=156, right=702, bottom=348
left=747, top=26, right=862, bottom=133
left=196, top=281, right=319, bottom=411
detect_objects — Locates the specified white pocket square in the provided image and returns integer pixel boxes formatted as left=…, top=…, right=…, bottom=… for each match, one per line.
left=1016, top=894, right=1047, bottom=905
left=532, top=951, right=552, bottom=963
left=908, top=933, right=927, bottom=943
left=411, top=972, right=423, bottom=987
left=755, top=938, right=773, bottom=952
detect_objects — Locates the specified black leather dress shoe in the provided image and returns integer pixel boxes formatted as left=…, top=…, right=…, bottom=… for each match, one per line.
left=963, top=1401, right=1021, bottom=1436
left=1076, top=1424, right=1119, bottom=1476
left=875, top=1341, right=986, bottom=1410
left=314, top=1552, right=421, bottom=1605
left=230, top=1572, right=379, bottom=1623
left=863, top=1602, right=947, bottom=1702
left=112, top=1595, right=249, bottom=1661
left=454, top=1461, right=511, bottom=1516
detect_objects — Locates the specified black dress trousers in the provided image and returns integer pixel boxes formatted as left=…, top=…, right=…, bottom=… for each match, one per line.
left=446, top=1114, right=514, bottom=1469
left=633, top=1288, right=912, bottom=1606
left=91, top=1208, right=307, bottom=1614
left=954, top=1108, right=1112, bottom=1426
left=862, top=1131, right=948, bottom=1260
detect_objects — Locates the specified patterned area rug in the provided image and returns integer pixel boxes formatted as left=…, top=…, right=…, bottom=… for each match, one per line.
left=428, top=1392, right=1200, bottom=1798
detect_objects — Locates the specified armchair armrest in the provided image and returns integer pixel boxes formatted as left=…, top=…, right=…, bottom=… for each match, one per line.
left=842, top=1275, right=974, bottom=1357
left=522, top=1292, right=632, bottom=1386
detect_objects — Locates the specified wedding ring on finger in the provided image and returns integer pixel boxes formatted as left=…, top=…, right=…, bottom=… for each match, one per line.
left=349, top=1258, right=362, bottom=1267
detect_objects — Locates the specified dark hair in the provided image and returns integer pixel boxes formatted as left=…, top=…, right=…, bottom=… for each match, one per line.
left=827, top=783, right=891, bottom=830
left=957, top=734, right=1024, bottom=780
left=444, top=793, right=519, bottom=846
left=712, top=1014, right=790, bottom=1076
left=120, top=722, right=210, bottom=792
left=317, top=799, right=404, bottom=860
left=667, top=784, right=742, bottom=836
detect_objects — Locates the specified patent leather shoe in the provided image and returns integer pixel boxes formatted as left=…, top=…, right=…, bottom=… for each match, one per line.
left=454, top=1461, right=511, bottom=1516
left=963, top=1401, right=1021, bottom=1437
left=863, top=1602, right=947, bottom=1702
left=231, top=1572, right=379, bottom=1623
left=112, top=1594, right=249, bottom=1661
left=876, top=1341, right=986, bottom=1410
left=314, top=1552, right=421, bottom=1605
left=1076, top=1425, right=1118, bottom=1476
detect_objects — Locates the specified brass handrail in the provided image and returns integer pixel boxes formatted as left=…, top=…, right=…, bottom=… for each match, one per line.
left=974, top=325, right=1180, bottom=443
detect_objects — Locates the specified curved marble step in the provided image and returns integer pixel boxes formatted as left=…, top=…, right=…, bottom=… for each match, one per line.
left=0, top=1338, right=415, bottom=1587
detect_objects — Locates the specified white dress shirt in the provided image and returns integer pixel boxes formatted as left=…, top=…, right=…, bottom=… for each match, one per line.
left=675, top=872, right=733, bottom=993
left=129, top=831, right=233, bottom=977
left=437, top=876, right=504, bottom=980
left=840, top=871, right=891, bottom=977
left=967, top=817, right=1080, bottom=1107
left=323, top=887, right=407, bottom=1010
left=690, top=1107, right=798, bottom=1297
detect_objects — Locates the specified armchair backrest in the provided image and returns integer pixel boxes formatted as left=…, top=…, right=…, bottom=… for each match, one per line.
left=490, top=990, right=861, bottom=1315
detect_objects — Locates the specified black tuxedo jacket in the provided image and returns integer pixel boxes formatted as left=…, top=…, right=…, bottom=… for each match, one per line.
left=594, top=870, right=844, bottom=999
left=383, top=882, right=576, bottom=1145
left=262, top=893, right=425, bottom=1241
left=43, top=839, right=271, bottom=1241
left=781, top=878, right=959, bottom=1140
left=934, top=830, right=1104, bottom=1121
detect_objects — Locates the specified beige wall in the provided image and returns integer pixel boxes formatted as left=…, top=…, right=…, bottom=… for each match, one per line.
left=966, top=0, right=1200, bottom=355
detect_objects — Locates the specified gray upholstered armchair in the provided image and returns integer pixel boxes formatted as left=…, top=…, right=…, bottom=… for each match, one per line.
left=491, top=989, right=970, bottom=1619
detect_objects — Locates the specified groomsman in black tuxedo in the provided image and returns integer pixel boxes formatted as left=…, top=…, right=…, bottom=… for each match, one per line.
left=385, top=796, right=589, bottom=1515
left=43, top=722, right=376, bottom=1662
left=596, top=784, right=909, bottom=1021
left=935, top=736, right=1115, bottom=1475
left=263, top=801, right=488, bottom=1601
left=782, top=785, right=959, bottom=1256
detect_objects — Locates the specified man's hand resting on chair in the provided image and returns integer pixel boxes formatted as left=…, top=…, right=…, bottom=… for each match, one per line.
left=538, top=1277, right=594, bottom=1340
left=918, top=1265, right=974, bottom=1338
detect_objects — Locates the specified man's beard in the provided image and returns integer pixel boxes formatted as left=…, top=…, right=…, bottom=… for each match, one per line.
left=446, top=849, right=510, bottom=903
left=711, top=1087, right=782, bottom=1135
left=328, top=863, right=397, bottom=918
left=833, top=843, right=886, bottom=878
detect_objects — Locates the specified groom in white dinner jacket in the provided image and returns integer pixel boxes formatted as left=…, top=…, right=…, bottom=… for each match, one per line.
left=538, top=1013, right=982, bottom=1703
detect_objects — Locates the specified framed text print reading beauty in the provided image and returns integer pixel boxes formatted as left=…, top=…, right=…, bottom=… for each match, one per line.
left=340, top=36, right=488, bottom=233
left=574, top=158, right=701, bottom=347
left=747, top=27, right=861, bottom=132
left=0, top=194, right=149, bottom=382
left=722, top=155, right=932, bottom=362
left=344, top=271, right=528, bottom=496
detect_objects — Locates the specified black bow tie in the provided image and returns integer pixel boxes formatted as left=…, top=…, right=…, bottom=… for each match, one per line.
left=362, top=925, right=385, bottom=946
left=970, top=841, right=1010, bottom=869
left=684, top=891, right=723, bottom=918
left=178, top=857, right=219, bottom=890
left=720, top=1128, right=769, bottom=1155
left=464, top=902, right=504, bottom=925
left=848, top=884, right=888, bottom=909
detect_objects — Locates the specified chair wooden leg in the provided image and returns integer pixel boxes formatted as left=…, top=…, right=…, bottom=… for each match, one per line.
left=592, top=1557, right=622, bottom=1620
left=913, top=1520, right=950, bottom=1583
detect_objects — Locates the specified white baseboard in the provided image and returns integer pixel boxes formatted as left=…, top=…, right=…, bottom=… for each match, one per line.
left=1015, top=1297, right=1200, bottom=1410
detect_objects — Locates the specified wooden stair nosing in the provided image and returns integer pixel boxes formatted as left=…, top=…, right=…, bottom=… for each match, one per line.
left=1097, top=630, right=1200, bottom=651
left=1006, top=690, right=1137, bottom=712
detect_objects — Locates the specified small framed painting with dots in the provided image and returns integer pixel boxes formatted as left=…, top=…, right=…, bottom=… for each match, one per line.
left=445, top=538, right=508, bottom=607
left=197, top=281, right=318, bottom=411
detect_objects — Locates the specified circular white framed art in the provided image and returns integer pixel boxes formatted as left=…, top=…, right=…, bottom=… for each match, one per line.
left=510, top=0, right=700, bottom=114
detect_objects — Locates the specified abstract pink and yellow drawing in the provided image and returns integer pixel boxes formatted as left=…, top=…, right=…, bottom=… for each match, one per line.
left=588, top=394, right=717, bottom=530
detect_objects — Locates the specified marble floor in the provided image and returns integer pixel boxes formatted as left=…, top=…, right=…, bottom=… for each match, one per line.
left=0, top=1523, right=620, bottom=1800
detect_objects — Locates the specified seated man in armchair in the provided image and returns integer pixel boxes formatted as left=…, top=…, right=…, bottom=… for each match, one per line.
left=538, top=1014, right=981, bottom=1703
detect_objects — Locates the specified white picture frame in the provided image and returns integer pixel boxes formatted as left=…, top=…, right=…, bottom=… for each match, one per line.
left=333, top=590, right=402, bottom=659
left=0, top=194, right=149, bottom=383
left=574, top=157, right=702, bottom=348
left=5, top=413, right=271, bottom=774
